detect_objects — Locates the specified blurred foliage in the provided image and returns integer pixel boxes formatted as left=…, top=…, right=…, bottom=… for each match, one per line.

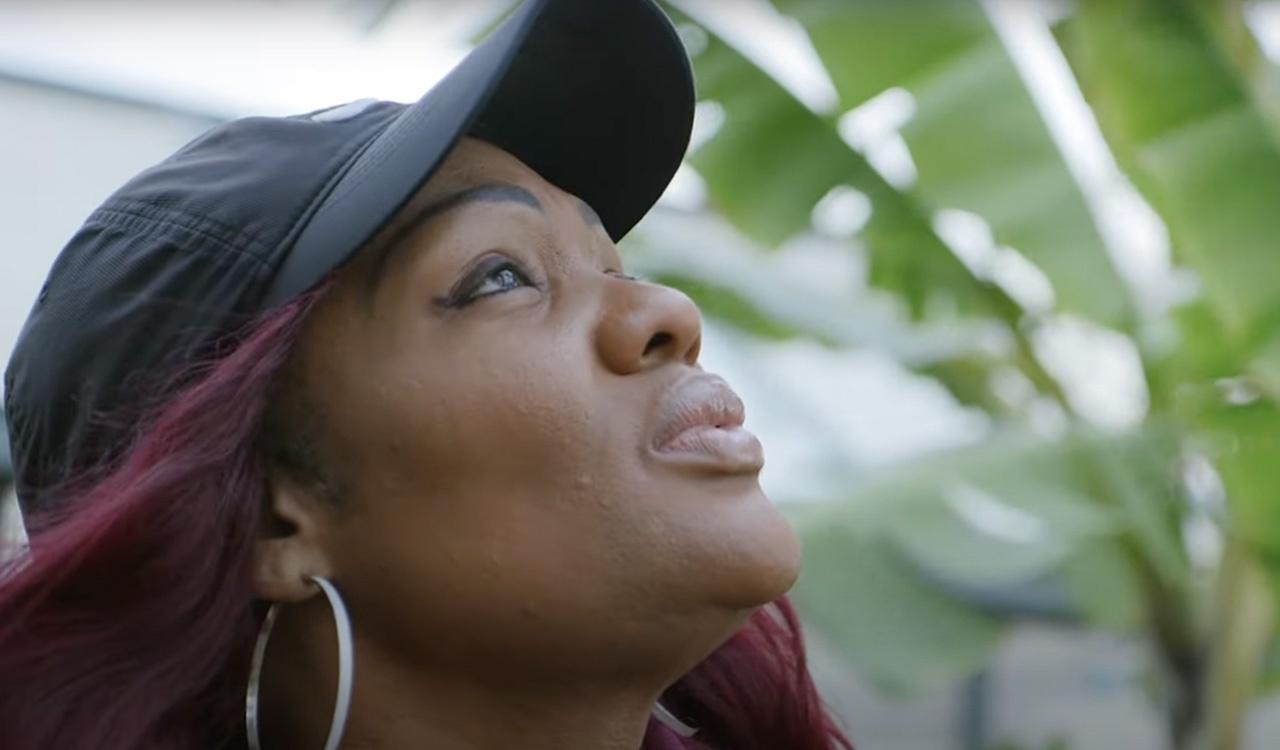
left=634, top=0, right=1280, bottom=748
left=684, top=3, right=1016, bottom=322
left=986, top=739, right=1071, bottom=750
left=773, top=0, right=1132, bottom=330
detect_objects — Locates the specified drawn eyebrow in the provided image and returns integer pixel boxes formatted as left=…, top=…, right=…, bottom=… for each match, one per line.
left=365, top=183, right=543, bottom=297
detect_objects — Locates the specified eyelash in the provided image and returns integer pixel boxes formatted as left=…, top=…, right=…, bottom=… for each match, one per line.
left=444, top=258, right=646, bottom=308
left=451, top=258, right=534, bottom=306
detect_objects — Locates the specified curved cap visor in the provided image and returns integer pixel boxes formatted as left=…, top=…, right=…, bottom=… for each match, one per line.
left=266, top=0, right=695, bottom=305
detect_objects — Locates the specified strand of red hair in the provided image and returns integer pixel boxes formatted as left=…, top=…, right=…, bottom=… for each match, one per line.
left=0, top=288, right=852, bottom=750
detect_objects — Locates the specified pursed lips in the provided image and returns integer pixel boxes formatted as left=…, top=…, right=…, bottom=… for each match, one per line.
left=652, top=375, right=745, bottom=451
left=650, top=373, right=764, bottom=472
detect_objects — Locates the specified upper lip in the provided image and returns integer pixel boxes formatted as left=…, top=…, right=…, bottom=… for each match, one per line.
left=651, top=373, right=747, bottom=452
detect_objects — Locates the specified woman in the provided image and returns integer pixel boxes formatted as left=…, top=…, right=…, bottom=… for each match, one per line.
left=0, top=0, right=853, bottom=748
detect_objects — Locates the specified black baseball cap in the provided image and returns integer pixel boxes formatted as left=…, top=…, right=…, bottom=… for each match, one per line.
left=4, top=0, right=695, bottom=513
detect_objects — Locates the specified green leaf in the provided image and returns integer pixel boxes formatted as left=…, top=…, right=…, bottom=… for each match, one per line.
left=1160, top=300, right=1249, bottom=395
left=774, top=0, right=1134, bottom=329
left=1197, top=399, right=1280, bottom=561
left=1059, top=0, right=1280, bottom=348
left=772, top=0, right=990, bottom=108
left=920, top=357, right=1013, bottom=415
left=678, top=9, right=1009, bottom=322
left=1070, top=422, right=1192, bottom=594
left=1256, top=631, right=1280, bottom=693
left=1248, top=332, right=1280, bottom=402
left=790, top=426, right=1186, bottom=678
left=791, top=521, right=1004, bottom=696
left=624, top=209, right=1022, bottom=362
left=885, top=490, right=1086, bottom=590
left=1060, top=536, right=1146, bottom=630
left=649, top=273, right=811, bottom=341
left=1058, top=0, right=1280, bottom=619
left=831, top=430, right=1123, bottom=590
left=684, top=25, right=874, bottom=248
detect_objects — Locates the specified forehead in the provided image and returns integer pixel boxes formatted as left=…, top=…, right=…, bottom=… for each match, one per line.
left=332, top=138, right=547, bottom=279
left=372, top=137, right=592, bottom=259
left=425, top=137, right=548, bottom=197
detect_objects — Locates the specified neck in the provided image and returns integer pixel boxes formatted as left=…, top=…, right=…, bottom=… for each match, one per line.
left=260, top=608, right=687, bottom=750
left=341, top=654, right=668, bottom=750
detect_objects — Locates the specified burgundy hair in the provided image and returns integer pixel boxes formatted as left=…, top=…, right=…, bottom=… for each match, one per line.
left=0, top=289, right=853, bottom=750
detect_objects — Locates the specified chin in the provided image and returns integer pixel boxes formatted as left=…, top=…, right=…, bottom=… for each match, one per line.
left=702, top=486, right=804, bottom=610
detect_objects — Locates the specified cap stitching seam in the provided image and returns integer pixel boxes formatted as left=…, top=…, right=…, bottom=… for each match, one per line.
left=90, top=202, right=272, bottom=268
left=95, top=198, right=258, bottom=243
left=88, top=201, right=274, bottom=272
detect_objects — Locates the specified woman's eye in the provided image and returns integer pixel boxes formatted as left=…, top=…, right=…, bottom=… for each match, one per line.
left=460, top=260, right=532, bottom=304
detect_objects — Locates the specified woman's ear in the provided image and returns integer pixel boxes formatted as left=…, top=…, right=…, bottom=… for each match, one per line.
left=253, top=469, right=335, bottom=603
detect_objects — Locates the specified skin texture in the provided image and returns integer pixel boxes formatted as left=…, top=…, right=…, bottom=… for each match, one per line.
left=251, top=138, right=802, bottom=750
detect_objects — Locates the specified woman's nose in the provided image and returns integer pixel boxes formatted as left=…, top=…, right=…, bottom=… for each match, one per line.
left=595, top=278, right=702, bottom=375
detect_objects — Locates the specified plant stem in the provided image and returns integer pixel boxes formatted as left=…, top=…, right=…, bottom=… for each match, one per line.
left=1203, top=537, right=1274, bottom=750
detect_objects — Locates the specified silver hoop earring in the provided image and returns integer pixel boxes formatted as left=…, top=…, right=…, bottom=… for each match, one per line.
left=246, top=575, right=354, bottom=750
left=653, top=701, right=698, bottom=738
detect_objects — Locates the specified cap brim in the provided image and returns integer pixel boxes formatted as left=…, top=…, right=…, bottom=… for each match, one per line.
left=265, top=0, right=695, bottom=306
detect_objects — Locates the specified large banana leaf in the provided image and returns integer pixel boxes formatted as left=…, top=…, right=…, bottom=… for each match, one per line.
left=1057, top=6, right=1280, bottom=741
left=625, top=208, right=1015, bottom=362
left=676, top=6, right=1019, bottom=324
left=772, top=0, right=1134, bottom=330
left=1059, top=0, right=1280, bottom=351
left=789, top=427, right=1187, bottom=694
left=1059, top=0, right=1280, bottom=600
left=792, top=523, right=1005, bottom=697
left=1199, top=398, right=1280, bottom=576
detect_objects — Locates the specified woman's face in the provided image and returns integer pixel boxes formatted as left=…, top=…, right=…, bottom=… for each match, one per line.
left=283, top=137, right=801, bottom=682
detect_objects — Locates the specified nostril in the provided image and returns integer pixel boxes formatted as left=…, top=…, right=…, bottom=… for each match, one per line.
left=643, top=331, right=673, bottom=357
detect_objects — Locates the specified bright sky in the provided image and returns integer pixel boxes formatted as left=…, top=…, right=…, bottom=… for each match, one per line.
left=0, top=0, right=833, bottom=118
left=0, top=1, right=496, bottom=117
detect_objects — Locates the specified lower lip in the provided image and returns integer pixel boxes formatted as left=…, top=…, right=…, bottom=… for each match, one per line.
left=653, top=426, right=765, bottom=472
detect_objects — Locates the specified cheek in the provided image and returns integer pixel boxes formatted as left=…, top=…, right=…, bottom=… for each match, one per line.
left=416, top=361, right=612, bottom=499
left=327, top=365, right=662, bottom=669
left=331, top=339, right=636, bottom=563
left=327, top=330, right=593, bottom=485
left=321, top=332, right=799, bottom=664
